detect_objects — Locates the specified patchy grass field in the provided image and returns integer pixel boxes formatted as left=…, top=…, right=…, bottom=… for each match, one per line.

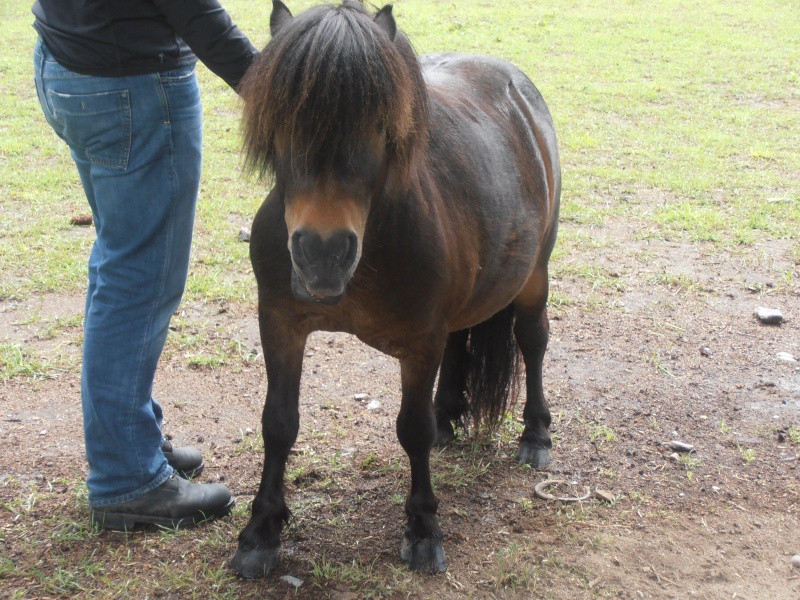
left=1, top=0, right=799, bottom=598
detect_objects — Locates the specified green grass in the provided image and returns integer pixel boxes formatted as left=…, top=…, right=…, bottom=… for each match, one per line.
left=588, top=423, right=618, bottom=445
left=0, top=342, right=58, bottom=381
left=2, top=0, right=798, bottom=304
left=789, top=426, right=800, bottom=445
left=738, top=445, right=757, bottom=464
left=1, top=0, right=798, bottom=359
left=491, top=542, right=542, bottom=592
left=309, top=555, right=417, bottom=598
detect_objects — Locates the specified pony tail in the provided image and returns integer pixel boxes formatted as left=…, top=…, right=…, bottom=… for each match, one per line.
left=465, top=304, right=521, bottom=426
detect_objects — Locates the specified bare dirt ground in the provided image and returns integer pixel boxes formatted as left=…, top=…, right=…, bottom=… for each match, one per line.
left=1, top=220, right=799, bottom=599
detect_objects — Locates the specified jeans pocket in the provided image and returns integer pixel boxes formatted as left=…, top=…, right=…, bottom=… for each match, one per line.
left=47, top=89, right=132, bottom=170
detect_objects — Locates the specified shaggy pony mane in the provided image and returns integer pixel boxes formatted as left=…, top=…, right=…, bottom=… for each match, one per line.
left=239, top=1, right=429, bottom=183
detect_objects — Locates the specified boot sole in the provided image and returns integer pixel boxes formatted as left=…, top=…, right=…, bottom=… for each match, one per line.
left=91, top=497, right=234, bottom=531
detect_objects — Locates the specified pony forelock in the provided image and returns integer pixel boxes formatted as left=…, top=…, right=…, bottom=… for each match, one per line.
left=240, top=1, right=429, bottom=184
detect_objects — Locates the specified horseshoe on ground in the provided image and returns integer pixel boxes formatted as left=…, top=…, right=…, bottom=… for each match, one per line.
left=534, top=479, right=592, bottom=503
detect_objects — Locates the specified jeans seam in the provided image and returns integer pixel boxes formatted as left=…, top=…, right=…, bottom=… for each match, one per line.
left=44, top=89, right=65, bottom=126
left=160, top=66, right=196, bottom=84
left=156, top=72, right=172, bottom=125
left=128, top=76, right=176, bottom=480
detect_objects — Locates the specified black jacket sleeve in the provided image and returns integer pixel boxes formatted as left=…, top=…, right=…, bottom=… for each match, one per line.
left=154, top=0, right=258, bottom=90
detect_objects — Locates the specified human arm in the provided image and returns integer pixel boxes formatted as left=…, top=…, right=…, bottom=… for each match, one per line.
left=154, top=0, right=259, bottom=90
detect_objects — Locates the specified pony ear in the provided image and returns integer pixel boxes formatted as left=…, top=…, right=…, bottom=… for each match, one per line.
left=270, top=0, right=293, bottom=36
left=374, top=5, right=397, bottom=41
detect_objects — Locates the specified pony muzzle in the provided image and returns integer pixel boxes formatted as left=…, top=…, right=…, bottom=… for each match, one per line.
left=289, top=227, right=360, bottom=302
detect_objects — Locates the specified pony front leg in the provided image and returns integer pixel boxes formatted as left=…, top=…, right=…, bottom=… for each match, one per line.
left=397, top=347, right=447, bottom=574
left=230, top=324, right=306, bottom=578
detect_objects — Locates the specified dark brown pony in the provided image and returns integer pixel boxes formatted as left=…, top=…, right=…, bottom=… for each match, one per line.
left=231, top=0, right=561, bottom=577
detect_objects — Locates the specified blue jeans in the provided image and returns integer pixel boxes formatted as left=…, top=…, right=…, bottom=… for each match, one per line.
left=33, top=38, right=203, bottom=507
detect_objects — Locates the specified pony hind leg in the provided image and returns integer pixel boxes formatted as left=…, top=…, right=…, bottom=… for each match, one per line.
left=513, top=271, right=553, bottom=467
left=433, top=329, right=470, bottom=447
left=435, top=305, right=521, bottom=445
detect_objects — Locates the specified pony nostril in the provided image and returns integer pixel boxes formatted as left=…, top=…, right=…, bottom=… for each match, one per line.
left=291, top=229, right=310, bottom=265
left=329, top=230, right=358, bottom=268
left=343, top=231, right=358, bottom=266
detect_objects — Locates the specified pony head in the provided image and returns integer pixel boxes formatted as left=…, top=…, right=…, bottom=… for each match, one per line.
left=240, top=0, right=429, bottom=303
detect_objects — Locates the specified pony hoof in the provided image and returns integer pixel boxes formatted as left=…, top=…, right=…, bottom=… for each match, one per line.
left=433, top=422, right=455, bottom=447
left=230, top=546, right=279, bottom=579
left=400, top=536, right=447, bottom=574
left=517, top=443, right=551, bottom=467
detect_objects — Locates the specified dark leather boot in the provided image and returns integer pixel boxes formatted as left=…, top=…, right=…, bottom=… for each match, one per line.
left=90, top=474, right=234, bottom=531
left=162, top=440, right=204, bottom=479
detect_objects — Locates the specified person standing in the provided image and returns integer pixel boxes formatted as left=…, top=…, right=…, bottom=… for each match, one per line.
left=32, top=0, right=258, bottom=530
